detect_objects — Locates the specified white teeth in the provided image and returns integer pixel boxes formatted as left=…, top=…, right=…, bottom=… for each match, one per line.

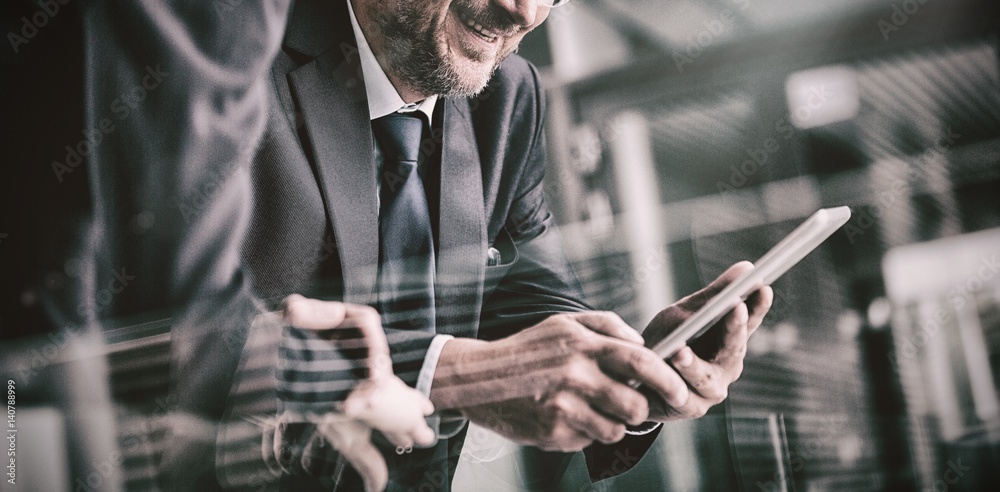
left=457, top=10, right=497, bottom=41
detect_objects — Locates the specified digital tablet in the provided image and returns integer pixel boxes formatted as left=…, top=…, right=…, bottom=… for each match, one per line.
left=648, top=206, right=852, bottom=359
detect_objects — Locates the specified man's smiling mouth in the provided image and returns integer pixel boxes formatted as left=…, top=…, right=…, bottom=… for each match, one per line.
left=455, top=8, right=499, bottom=43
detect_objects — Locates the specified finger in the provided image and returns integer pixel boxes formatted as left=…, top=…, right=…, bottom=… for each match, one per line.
left=420, top=395, right=434, bottom=416
left=386, top=422, right=436, bottom=449
left=344, top=378, right=435, bottom=432
left=414, top=423, right=436, bottom=447
left=541, top=425, right=596, bottom=452
left=315, top=418, right=385, bottom=487
left=595, top=340, right=690, bottom=408
left=713, top=302, right=749, bottom=367
left=282, top=296, right=390, bottom=355
left=272, top=420, right=294, bottom=475
left=341, top=304, right=393, bottom=380
left=261, top=421, right=282, bottom=474
left=745, top=285, right=773, bottom=335
left=381, top=430, right=415, bottom=451
left=687, top=261, right=755, bottom=306
left=570, top=312, right=644, bottom=344
left=284, top=296, right=394, bottom=381
left=554, top=393, right=627, bottom=445
left=282, top=294, right=348, bottom=329
left=300, top=431, right=338, bottom=478
left=315, top=415, right=370, bottom=450
left=671, top=302, right=748, bottom=392
left=379, top=416, right=436, bottom=449
left=668, top=347, right=729, bottom=402
left=559, top=363, right=649, bottom=426
left=364, top=391, right=435, bottom=448
left=338, top=440, right=389, bottom=492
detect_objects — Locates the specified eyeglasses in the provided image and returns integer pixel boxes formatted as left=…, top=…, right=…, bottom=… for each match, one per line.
left=539, top=0, right=573, bottom=7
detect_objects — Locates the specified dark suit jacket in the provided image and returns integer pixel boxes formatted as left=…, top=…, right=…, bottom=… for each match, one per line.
left=242, top=0, right=589, bottom=341
left=237, top=0, right=657, bottom=489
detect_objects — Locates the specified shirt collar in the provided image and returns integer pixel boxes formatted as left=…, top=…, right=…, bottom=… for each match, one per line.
left=347, top=0, right=437, bottom=122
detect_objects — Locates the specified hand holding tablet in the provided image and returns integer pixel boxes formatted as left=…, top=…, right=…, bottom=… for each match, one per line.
left=647, top=206, right=852, bottom=359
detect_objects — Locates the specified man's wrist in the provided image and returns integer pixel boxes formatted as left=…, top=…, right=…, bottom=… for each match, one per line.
left=415, top=335, right=459, bottom=443
left=415, top=335, right=453, bottom=397
left=428, top=337, right=490, bottom=410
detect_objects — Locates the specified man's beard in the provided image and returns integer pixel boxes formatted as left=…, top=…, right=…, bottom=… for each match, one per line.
left=373, top=0, right=521, bottom=98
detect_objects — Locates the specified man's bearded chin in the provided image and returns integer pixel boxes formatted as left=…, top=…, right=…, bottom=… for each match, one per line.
left=375, top=4, right=519, bottom=98
left=398, top=41, right=515, bottom=98
left=421, top=67, right=495, bottom=99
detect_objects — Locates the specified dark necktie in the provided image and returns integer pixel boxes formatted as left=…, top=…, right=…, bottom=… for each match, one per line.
left=272, top=114, right=438, bottom=421
left=372, top=113, right=436, bottom=333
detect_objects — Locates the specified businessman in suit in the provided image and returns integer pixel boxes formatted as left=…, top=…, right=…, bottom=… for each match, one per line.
left=238, top=0, right=774, bottom=490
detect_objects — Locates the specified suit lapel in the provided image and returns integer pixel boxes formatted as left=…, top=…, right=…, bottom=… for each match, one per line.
left=280, top=0, right=487, bottom=325
left=286, top=45, right=380, bottom=305
left=436, top=99, right=487, bottom=338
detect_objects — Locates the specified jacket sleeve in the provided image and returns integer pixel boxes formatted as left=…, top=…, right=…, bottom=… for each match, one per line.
left=475, top=58, right=663, bottom=482
left=476, top=58, right=592, bottom=342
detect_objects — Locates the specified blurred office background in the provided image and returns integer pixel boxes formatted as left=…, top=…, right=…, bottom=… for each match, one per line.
left=3, top=0, right=999, bottom=491
left=454, top=0, right=1000, bottom=490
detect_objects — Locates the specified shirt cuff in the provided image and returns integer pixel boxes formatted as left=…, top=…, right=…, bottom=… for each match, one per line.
left=624, top=421, right=662, bottom=436
left=415, top=335, right=452, bottom=396
left=415, top=335, right=469, bottom=443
